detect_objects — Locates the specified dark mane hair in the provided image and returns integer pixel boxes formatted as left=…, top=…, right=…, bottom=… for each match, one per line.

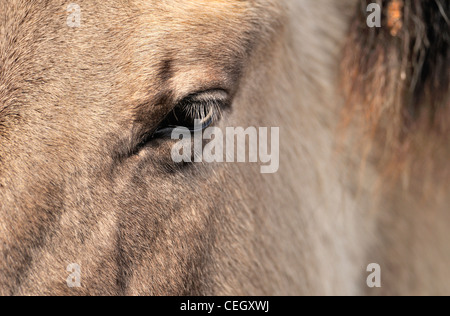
left=342, top=0, right=449, bottom=187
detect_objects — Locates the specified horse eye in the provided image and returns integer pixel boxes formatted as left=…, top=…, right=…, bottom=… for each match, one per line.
left=152, top=89, right=228, bottom=138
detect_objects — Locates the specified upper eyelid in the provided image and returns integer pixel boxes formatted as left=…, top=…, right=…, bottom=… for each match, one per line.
left=189, top=89, right=229, bottom=102
left=177, top=89, right=230, bottom=105
left=172, top=89, right=230, bottom=122
left=179, top=94, right=224, bottom=123
left=151, top=89, right=228, bottom=138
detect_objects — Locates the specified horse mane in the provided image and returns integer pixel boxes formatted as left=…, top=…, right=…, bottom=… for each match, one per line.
left=341, top=0, right=450, bottom=191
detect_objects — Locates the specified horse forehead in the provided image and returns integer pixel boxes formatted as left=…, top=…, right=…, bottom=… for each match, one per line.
left=135, top=0, right=283, bottom=30
left=0, top=0, right=283, bottom=67
left=0, top=0, right=283, bottom=117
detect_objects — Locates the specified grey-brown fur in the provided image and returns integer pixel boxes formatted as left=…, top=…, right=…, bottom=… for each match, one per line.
left=0, top=0, right=449, bottom=295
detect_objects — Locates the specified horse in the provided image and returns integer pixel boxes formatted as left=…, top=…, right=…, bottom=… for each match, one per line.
left=0, top=0, right=448, bottom=295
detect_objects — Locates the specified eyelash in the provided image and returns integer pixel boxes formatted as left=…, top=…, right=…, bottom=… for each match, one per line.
left=152, top=91, right=226, bottom=138
left=178, top=97, right=223, bottom=130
